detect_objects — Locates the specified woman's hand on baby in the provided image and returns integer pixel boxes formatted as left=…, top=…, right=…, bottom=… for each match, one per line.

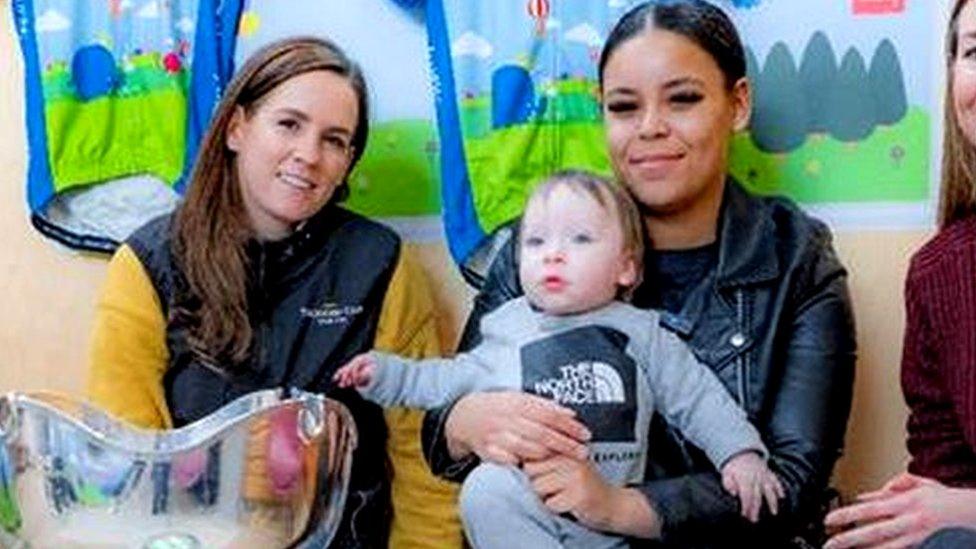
left=446, top=392, right=591, bottom=464
left=720, top=451, right=785, bottom=523
left=524, top=455, right=615, bottom=529
left=332, top=354, right=376, bottom=388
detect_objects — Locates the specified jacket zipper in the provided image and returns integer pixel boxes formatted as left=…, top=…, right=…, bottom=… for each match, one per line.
left=735, top=289, right=748, bottom=409
left=254, top=248, right=269, bottom=377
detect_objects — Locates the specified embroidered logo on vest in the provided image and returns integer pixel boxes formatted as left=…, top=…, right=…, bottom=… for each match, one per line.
left=300, top=302, right=364, bottom=326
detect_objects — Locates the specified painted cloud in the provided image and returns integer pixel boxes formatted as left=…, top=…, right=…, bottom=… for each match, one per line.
left=36, top=9, right=70, bottom=32
left=565, top=23, right=602, bottom=48
left=452, top=31, right=493, bottom=59
left=137, top=1, right=161, bottom=19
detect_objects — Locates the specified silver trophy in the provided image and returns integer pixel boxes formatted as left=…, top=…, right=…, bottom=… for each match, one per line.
left=0, top=389, right=357, bottom=548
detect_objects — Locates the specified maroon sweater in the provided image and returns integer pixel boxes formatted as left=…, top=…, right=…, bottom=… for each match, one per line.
left=903, top=216, right=976, bottom=487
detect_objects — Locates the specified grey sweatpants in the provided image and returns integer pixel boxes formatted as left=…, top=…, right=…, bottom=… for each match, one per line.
left=459, top=462, right=628, bottom=549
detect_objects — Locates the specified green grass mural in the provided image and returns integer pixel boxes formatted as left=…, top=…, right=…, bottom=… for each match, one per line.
left=46, top=89, right=187, bottom=192
left=40, top=67, right=927, bottom=225
left=345, top=119, right=442, bottom=218
left=42, top=62, right=189, bottom=193
left=466, top=122, right=611, bottom=232
left=310, top=95, right=930, bottom=225
left=732, top=107, right=929, bottom=203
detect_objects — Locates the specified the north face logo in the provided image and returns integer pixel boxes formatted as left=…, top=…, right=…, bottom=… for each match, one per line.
left=521, top=326, right=637, bottom=442
left=533, top=361, right=626, bottom=405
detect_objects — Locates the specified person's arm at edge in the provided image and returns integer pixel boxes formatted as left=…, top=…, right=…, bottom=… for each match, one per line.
left=822, top=232, right=976, bottom=548
left=925, top=261, right=976, bottom=464
left=86, top=244, right=172, bottom=429
left=899, top=241, right=976, bottom=476
left=375, top=243, right=462, bottom=548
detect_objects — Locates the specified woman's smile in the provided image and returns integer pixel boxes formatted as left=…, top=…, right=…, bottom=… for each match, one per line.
left=277, top=170, right=316, bottom=191
left=627, top=151, right=686, bottom=179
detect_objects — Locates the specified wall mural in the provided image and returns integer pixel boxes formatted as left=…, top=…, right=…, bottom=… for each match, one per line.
left=12, top=0, right=243, bottom=251
left=731, top=0, right=931, bottom=208
left=422, top=0, right=939, bottom=261
left=17, top=0, right=934, bottom=255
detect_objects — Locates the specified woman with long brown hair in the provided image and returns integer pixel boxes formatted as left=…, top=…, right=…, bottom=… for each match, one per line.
left=86, top=36, right=458, bottom=547
left=824, top=1, right=976, bottom=547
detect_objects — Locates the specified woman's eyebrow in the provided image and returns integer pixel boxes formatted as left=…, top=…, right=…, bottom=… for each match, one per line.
left=960, top=30, right=976, bottom=48
left=603, top=87, right=638, bottom=98
left=272, top=107, right=354, bottom=135
left=662, top=77, right=705, bottom=90
left=603, top=77, right=705, bottom=96
left=272, top=107, right=310, bottom=121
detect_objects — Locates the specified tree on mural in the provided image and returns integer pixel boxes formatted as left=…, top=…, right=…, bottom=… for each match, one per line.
left=745, top=47, right=761, bottom=80
left=826, top=48, right=876, bottom=142
left=745, top=46, right=760, bottom=127
left=869, top=38, right=908, bottom=125
left=798, top=31, right=838, bottom=134
left=491, top=65, right=537, bottom=129
left=751, top=42, right=808, bottom=153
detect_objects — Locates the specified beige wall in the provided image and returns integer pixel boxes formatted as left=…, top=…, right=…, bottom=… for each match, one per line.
left=0, top=2, right=929, bottom=499
left=832, top=230, right=929, bottom=496
left=0, top=2, right=108, bottom=396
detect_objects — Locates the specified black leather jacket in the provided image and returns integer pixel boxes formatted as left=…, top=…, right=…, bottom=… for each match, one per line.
left=421, top=180, right=857, bottom=547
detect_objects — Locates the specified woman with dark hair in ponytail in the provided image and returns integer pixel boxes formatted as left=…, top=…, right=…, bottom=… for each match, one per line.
left=421, top=2, right=857, bottom=546
left=87, top=36, right=459, bottom=547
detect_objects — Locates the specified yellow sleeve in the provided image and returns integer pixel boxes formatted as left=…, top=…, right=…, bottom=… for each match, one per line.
left=87, top=244, right=172, bottom=429
left=375, top=245, right=462, bottom=548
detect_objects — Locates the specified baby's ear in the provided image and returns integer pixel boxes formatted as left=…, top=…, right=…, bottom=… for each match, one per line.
left=617, top=253, right=639, bottom=288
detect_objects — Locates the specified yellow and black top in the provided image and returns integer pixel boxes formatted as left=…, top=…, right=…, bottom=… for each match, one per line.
left=88, top=205, right=460, bottom=548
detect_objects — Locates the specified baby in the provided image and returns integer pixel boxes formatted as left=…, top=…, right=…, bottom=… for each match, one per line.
left=335, top=170, right=782, bottom=547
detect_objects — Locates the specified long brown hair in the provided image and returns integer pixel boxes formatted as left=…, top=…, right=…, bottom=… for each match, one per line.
left=172, top=36, right=369, bottom=370
left=940, top=0, right=976, bottom=227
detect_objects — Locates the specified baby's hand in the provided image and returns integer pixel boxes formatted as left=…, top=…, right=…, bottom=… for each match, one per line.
left=332, top=354, right=377, bottom=388
left=720, top=451, right=785, bottom=523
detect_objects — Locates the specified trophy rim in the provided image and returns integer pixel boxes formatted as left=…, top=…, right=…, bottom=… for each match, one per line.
left=0, top=388, right=344, bottom=456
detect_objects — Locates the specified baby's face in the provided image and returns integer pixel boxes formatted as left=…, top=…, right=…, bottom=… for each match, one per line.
left=518, top=185, right=637, bottom=315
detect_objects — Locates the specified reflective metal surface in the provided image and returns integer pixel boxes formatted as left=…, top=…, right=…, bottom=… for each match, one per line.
left=0, top=389, right=357, bottom=548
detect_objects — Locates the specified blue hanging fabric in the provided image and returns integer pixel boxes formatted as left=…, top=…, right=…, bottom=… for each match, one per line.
left=424, top=0, right=485, bottom=265
left=12, top=0, right=244, bottom=252
left=398, top=0, right=655, bottom=267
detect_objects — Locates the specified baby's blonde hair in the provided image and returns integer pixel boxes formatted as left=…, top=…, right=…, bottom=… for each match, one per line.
left=521, top=169, right=645, bottom=299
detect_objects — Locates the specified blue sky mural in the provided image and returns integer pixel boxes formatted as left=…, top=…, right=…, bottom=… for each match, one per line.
left=236, top=0, right=434, bottom=122
left=727, top=0, right=934, bottom=107
left=235, top=0, right=935, bottom=121
left=32, top=0, right=197, bottom=68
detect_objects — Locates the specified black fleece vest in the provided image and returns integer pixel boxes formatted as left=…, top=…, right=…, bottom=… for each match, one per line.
left=128, top=205, right=401, bottom=547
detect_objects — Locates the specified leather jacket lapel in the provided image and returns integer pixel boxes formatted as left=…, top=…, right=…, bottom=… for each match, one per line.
left=716, top=180, right=780, bottom=289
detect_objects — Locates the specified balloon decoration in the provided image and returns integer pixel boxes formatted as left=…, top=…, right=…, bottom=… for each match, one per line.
left=527, top=0, right=549, bottom=36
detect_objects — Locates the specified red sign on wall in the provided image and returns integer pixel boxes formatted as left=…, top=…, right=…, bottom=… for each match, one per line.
left=852, top=0, right=906, bottom=15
